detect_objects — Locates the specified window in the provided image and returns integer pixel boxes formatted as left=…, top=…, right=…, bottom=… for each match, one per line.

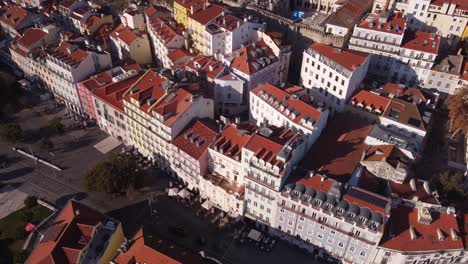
left=338, top=242, right=344, bottom=248
left=360, top=251, right=366, bottom=257
left=317, top=233, right=323, bottom=239
left=279, top=216, right=284, bottom=222
left=350, top=247, right=355, bottom=252
left=327, top=237, right=334, bottom=244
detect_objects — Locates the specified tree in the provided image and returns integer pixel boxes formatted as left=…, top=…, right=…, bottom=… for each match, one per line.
left=24, top=195, right=38, bottom=208
left=48, top=117, right=64, bottom=134
left=84, top=154, right=144, bottom=193
left=0, top=123, right=23, bottom=143
left=446, top=87, right=468, bottom=138
left=436, top=170, right=467, bottom=203
left=39, top=138, right=54, bottom=151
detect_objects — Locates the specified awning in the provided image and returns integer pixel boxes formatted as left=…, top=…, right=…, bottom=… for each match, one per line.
left=201, top=200, right=214, bottom=210
left=177, top=189, right=191, bottom=199
left=247, top=229, right=262, bottom=242
left=168, top=188, right=178, bottom=197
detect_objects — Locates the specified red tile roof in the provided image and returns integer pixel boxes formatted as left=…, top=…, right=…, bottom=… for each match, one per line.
left=174, top=0, right=207, bottom=9
left=296, top=174, right=336, bottom=192
left=381, top=83, right=427, bottom=103
left=111, top=24, right=142, bottom=45
left=172, top=119, right=218, bottom=160
left=185, top=55, right=225, bottom=80
left=211, top=13, right=243, bottom=31
left=380, top=205, right=464, bottom=252
left=301, top=113, right=372, bottom=183
left=168, top=48, right=194, bottom=65
left=383, top=98, right=426, bottom=131
left=190, top=4, right=224, bottom=25
left=0, top=5, right=29, bottom=29
left=26, top=200, right=107, bottom=264
left=16, top=28, right=47, bottom=49
left=343, top=187, right=391, bottom=215
left=402, top=31, right=440, bottom=54
left=357, top=13, right=406, bottom=35
left=123, top=70, right=198, bottom=127
left=388, top=179, right=440, bottom=205
left=113, top=229, right=181, bottom=264
left=351, top=90, right=391, bottom=114
left=252, top=83, right=322, bottom=127
left=245, top=133, right=285, bottom=172
left=229, top=40, right=277, bottom=75
left=149, top=17, right=184, bottom=45
left=309, top=43, right=368, bottom=72
left=210, top=123, right=257, bottom=160
left=145, top=5, right=158, bottom=18
left=84, top=65, right=144, bottom=111
left=49, top=41, right=90, bottom=67
left=363, top=144, right=410, bottom=168
left=431, top=0, right=468, bottom=11
left=461, top=60, right=468, bottom=81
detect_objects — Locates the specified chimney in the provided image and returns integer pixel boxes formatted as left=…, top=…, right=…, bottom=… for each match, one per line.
left=417, top=207, right=432, bottom=225
left=423, top=181, right=431, bottom=194
left=75, top=210, right=80, bottom=216
left=409, top=178, right=416, bottom=191
left=437, top=228, right=445, bottom=240
left=409, top=226, right=418, bottom=240
left=450, top=228, right=458, bottom=240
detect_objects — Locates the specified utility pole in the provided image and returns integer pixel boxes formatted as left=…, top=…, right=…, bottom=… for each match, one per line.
left=28, top=145, right=37, bottom=165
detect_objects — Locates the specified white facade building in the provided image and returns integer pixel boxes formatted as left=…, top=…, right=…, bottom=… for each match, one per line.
left=250, top=83, right=329, bottom=149
left=146, top=16, right=186, bottom=68
left=348, top=13, right=440, bottom=88
left=45, top=41, right=111, bottom=114
left=300, top=43, right=370, bottom=112
left=110, top=24, right=152, bottom=65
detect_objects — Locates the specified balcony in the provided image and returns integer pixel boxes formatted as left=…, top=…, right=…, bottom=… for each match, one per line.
left=246, top=184, right=275, bottom=200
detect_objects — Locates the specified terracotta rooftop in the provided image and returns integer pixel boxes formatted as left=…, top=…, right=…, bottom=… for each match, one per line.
left=26, top=200, right=108, bottom=264
left=325, top=0, right=373, bottom=29
left=81, top=65, right=144, bottom=111
left=431, top=0, right=468, bottom=11
left=0, top=5, right=29, bottom=29
left=190, top=4, right=224, bottom=25
left=111, top=24, right=143, bottom=45
left=210, top=122, right=257, bottom=161
left=172, top=119, right=218, bottom=160
left=401, top=31, right=440, bottom=54
left=380, top=205, right=463, bottom=252
left=211, top=13, right=243, bottom=31
left=363, top=144, right=410, bottom=168
left=252, top=83, right=322, bottom=128
left=113, top=228, right=207, bottom=264
left=382, top=98, right=426, bottom=131
left=388, top=179, right=440, bottom=205
left=357, top=13, right=406, bottom=35
left=16, top=28, right=47, bottom=49
left=174, top=0, right=207, bottom=9
left=301, top=113, right=372, bottom=183
left=343, top=186, right=391, bottom=216
left=229, top=40, right=277, bottom=75
left=149, top=17, right=184, bottom=45
left=123, top=70, right=198, bottom=127
left=168, top=48, right=195, bottom=65
left=309, top=43, right=368, bottom=72
left=381, top=83, right=427, bottom=103
left=48, top=41, right=90, bottom=67
left=185, top=55, right=225, bottom=80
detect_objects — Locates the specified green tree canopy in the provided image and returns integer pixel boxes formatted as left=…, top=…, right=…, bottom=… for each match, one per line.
left=0, top=123, right=23, bottom=143
left=84, top=154, right=144, bottom=193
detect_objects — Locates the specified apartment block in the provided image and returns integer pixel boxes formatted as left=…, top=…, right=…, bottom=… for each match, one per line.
left=250, top=83, right=329, bottom=149
left=300, top=43, right=370, bottom=112
left=349, top=12, right=440, bottom=87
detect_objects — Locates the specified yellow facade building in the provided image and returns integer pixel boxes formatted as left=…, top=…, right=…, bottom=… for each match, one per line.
left=174, top=0, right=206, bottom=29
